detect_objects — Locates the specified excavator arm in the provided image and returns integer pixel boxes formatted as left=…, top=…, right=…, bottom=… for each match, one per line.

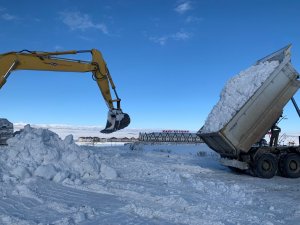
left=0, top=49, right=130, bottom=133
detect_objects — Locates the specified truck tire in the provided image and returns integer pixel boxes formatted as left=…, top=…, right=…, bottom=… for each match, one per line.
left=254, top=153, right=278, bottom=179
left=280, top=153, right=300, bottom=178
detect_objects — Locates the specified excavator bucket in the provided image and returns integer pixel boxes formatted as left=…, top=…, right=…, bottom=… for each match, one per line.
left=101, top=109, right=130, bottom=134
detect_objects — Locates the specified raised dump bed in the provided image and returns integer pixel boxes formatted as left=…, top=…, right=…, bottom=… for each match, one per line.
left=198, top=45, right=300, bottom=159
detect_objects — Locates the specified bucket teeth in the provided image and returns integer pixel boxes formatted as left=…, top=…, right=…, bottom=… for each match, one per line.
left=100, top=110, right=130, bottom=134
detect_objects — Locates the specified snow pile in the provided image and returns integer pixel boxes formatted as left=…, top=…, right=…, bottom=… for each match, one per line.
left=202, top=60, right=279, bottom=133
left=0, top=125, right=104, bottom=183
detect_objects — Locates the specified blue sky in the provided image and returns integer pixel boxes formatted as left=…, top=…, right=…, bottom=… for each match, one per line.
left=0, top=0, right=299, bottom=134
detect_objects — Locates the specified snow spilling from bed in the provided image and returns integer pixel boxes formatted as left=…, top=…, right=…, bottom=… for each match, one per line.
left=0, top=125, right=117, bottom=184
left=201, top=60, right=279, bottom=133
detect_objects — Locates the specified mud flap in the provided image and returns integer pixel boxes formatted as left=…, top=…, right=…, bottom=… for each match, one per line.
left=101, top=109, right=130, bottom=134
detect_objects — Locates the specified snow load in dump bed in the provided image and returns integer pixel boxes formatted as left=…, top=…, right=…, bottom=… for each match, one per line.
left=198, top=45, right=300, bottom=158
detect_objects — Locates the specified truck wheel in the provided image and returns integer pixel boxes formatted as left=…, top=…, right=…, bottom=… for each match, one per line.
left=281, top=153, right=300, bottom=178
left=254, top=153, right=278, bottom=178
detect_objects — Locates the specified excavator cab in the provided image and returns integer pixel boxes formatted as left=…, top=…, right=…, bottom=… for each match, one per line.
left=101, top=109, right=130, bottom=133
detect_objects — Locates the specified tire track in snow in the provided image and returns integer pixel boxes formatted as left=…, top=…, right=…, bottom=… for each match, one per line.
left=25, top=178, right=176, bottom=225
left=0, top=195, right=62, bottom=224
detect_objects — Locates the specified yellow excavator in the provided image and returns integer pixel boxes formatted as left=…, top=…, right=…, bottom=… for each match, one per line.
left=0, top=49, right=130, bottom=134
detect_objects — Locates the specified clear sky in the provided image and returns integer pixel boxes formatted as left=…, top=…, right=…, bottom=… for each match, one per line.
left=0, top=0, right=299, bottom=134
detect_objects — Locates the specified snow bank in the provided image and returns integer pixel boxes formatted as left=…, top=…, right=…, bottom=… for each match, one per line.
left=0, top=125, right=104, bottom=183
left=202, top=60, right=279, bottom=133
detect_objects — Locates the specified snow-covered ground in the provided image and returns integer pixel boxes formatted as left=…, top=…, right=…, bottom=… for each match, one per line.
left=0, top=126, right=300, bottom=225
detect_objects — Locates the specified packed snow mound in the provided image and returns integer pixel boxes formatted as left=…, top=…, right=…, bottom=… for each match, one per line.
left=202, top=60, right=279, bottom=133
left=0, top=125, right=102, bottom=183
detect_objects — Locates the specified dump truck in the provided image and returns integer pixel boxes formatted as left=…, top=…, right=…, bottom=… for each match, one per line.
left=198, top=45, right=300, bottom=179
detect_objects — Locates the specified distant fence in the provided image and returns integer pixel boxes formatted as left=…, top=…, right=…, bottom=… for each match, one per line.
left=78, top=136, right=138, bottom=143
left=138, top=132, right=203, bottom=143
left=77, top=132, right=204, bottom=144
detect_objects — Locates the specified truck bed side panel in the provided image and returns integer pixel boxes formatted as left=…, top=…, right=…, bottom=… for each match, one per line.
left=224, top=62, right=299, bottom=153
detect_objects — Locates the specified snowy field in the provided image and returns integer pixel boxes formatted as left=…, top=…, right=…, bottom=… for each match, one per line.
left=0, top=126, right=300, bottom=225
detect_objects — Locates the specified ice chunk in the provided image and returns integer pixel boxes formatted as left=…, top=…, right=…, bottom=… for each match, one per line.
left=34, top=164, right=57, bottom=180
left=10, top=166, right=31, bottom=179
left=100, top=164, right=118, bottom=179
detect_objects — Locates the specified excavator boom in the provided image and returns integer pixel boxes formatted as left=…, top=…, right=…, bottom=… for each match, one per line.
left=0, top=49, right=130, bottom=133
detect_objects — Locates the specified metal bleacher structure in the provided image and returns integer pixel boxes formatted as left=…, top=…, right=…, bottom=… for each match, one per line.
left=77, top=130, right=203, bottom=145
left=138, top=130, right=203, bottom=144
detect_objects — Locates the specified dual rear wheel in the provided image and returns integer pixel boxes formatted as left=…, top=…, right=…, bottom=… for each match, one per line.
left=254, top=153, right=300, bottom=178
left=279, top=153, right=300, bottom=178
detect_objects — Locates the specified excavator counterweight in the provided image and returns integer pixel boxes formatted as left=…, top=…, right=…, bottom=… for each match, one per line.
left=0, top=49, right=130, bottom=134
